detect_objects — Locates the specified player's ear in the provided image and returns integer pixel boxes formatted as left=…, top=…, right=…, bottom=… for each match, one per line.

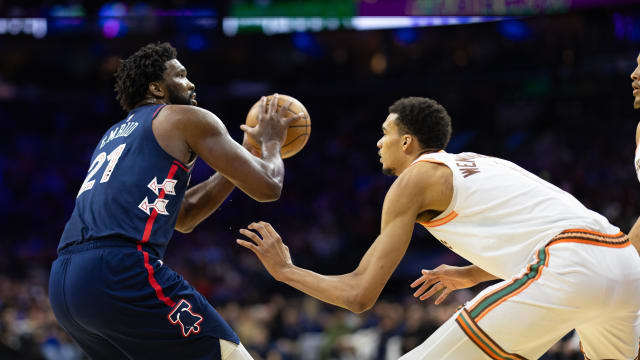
left=402, top=135, right=412, bottom=151
left=148, top=81, right=164, bottom=98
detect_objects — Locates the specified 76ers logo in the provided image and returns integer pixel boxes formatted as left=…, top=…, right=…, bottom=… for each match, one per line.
left=168, top=300, right=203, bottom=337
left=139, top=177, right=178, bottom=216
left=147, top=177, right=177, bottom=195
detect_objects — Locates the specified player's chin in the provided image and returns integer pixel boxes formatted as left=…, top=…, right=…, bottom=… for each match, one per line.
left=634, top=98, right=640, bottom=109
left=190, top=99, right=198, bottom=106
left=382, top=166, right=395, bottom=176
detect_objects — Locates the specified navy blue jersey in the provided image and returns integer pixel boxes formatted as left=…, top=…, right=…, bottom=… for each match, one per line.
left=52, top=104, right=240, bottom=357
left=59, top=104, right=191, bottom=257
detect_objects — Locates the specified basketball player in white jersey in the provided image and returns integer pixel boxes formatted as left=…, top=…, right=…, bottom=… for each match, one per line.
left=237, top=97, right=640, bottom=359
left=627, top=52, right=640, bottom=256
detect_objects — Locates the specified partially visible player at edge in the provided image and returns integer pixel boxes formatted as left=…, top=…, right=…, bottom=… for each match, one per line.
left=627, top=53, right=640, bottom=256
left=238, top=96, right=640, bottom=359
left=49, top=42, right=301, bottom=359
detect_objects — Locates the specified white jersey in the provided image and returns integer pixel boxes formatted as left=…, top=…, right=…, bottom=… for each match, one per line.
left=412, top=151, right=619, bottom=279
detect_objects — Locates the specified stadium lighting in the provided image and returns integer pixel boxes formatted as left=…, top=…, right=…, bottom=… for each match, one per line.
left=222, top=16, right=513, bottom=36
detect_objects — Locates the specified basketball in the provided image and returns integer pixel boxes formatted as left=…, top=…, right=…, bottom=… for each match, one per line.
left=244, top=94, right=311, bottom=159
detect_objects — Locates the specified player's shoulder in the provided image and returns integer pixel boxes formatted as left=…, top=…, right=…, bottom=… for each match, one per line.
left=391, top=160, right=451, bottom=195
left=404, top=158, right=452, bottom=181
left=160, top=104, right=214, bottom=119
left=157, top=105, right=224, bottom=131
left=384, top=160, right=453, bottom=213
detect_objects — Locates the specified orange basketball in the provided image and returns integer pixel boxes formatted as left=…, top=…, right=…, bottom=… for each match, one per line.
left=244, top=94, right=311, bottom=159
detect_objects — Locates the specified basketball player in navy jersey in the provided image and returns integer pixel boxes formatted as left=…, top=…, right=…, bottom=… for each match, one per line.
left=49, top=42, right=301, bottom=359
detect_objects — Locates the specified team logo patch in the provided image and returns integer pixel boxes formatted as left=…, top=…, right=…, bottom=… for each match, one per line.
left=138, top=197, right=169, bottom=215
left=148, top=177, right=177, bottom=195
left=168, top=299, right=203, bottom=337
left=139, top=176, right=179, bottom=215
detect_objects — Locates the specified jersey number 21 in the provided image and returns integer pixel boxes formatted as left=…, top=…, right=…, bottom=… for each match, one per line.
left=77, top=143, right=126, bottom=197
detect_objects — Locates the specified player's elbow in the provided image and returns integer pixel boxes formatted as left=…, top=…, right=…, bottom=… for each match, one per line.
left=174, top=218, right=195, bottom=233
left=254, top=182, right=282, bottom=202
left=348, top=301, right=374, bottom=314
left=175, top=224, right=194, bottom=234
left=345, top=291, right=376, bottom=314
left=259, top=190, right=281, bottom=202
left=174, top=202, right=195, bottom=233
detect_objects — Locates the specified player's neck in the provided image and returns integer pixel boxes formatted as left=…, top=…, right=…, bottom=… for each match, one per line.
left=396, top=148, right=440, bottom=174
left=396, top=152, right=421, bottom=175
left=133, top=97, right=167, bottom=110
left=418, top=148, right=440, bottom=157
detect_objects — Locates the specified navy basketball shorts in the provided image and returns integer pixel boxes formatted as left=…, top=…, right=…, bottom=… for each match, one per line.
left=49, top=239, right=240, bottom=360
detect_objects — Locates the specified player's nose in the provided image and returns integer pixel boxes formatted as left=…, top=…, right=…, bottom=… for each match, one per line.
left=631, top=65, right=639, bottom=81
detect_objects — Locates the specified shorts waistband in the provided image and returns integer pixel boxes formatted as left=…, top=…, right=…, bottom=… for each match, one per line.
left=58, top=238, right=157, bottom=256
left=550, top=228, right=629, bottom=249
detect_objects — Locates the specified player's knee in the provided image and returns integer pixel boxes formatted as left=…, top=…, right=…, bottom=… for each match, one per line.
left=220, top=340, right=253, bottom=360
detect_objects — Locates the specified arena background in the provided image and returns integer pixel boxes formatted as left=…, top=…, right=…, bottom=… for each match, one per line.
left=2, top=1, right=640, bottom=359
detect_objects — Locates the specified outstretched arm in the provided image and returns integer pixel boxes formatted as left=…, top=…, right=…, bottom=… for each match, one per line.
left=237, top=162, right=453, bottom=313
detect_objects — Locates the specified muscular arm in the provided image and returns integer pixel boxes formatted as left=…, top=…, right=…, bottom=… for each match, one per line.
left=165, top=105, right=284, bottom=202
left=175, top=173, right=235, bottom=233
left=238, top=162, right=453, bottom=313
left=279, top=189, right=419, bottom=313
left=175, top=139, right=261, bottom=233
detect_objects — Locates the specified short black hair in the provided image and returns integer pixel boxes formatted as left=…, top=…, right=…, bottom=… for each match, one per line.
left=114, top=42, right=177, bottom=111
left=388, top=97, right=452, bottom=150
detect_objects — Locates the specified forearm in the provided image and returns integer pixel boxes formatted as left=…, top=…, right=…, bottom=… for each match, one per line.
left=466, top=264, right=500, bottom=283
left=279, top=266, right=371, bottom=313
left=628, top=216, right=640, bottom=256
left=175, top=173, right=235, bottom=233
left=258, top=140, right=285, bottom=195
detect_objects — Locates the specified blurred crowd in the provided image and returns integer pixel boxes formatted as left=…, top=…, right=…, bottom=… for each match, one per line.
left=0, top=272, right=585, bottom=360
left=2, top=5, right=640, bottom=360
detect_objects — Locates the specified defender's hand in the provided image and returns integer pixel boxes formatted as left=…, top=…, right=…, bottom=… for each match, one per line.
left=410, top=264, right=479, bottom=305
left=240, top=94, right=304, bottom=147
left=237, top=221, right=293, bottom=281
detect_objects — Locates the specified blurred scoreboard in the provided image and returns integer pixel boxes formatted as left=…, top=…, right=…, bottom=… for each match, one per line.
left=1, top=0, right=639, bottom=39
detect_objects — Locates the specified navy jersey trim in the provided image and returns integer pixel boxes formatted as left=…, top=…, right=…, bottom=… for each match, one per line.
left=151, top=104, right=166, bottom=119
left=173, top=160, right=189, bottom=172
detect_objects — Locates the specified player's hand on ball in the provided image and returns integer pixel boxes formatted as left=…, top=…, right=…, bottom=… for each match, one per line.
left=237, top=221, right=293, bottom=281
left=240, top=94, right=304, bottom=147
left=410, top=264, right=479, bottom=305
left=241, top=134, right=261, bottom=157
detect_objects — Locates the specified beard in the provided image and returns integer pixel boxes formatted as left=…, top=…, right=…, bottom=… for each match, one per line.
left=382, top=167, right=395, bottom=176
left=167, top=85, right=195, bottom=106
